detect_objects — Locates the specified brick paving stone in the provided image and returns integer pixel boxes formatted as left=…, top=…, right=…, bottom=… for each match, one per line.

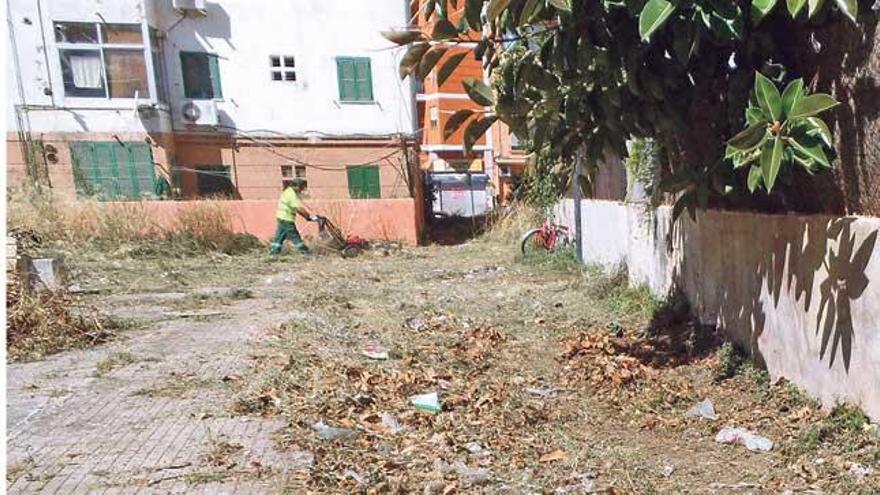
left=7, top=287, right=310, bottom=494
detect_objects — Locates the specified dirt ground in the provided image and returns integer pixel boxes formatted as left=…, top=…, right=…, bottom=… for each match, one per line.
left=6, top=238, right=880, bottom=494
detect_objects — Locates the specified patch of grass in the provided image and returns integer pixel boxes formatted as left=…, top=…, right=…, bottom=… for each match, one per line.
left=520, top=246, right=580, bottom=271
left=800, top=403, right=871, bottom=453
left=131, top=374, right=215, bottom=398
left=184, top=471, right=229, bottom=485
left=713, top=342, right=742, bottom=381
left=93, top=351, right=138, bottom=377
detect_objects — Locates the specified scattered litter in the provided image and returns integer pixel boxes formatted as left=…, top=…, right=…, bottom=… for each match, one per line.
left=554, top=473, right=596, bottom=494
left=380, top=412, right=403, bottom=433
left=451, top=461, right=492, bottom=486
left=662, top=464, right=675, bottom=478
left=343, top=469, right=367, bottom=485
left=848, top=463, right=874, bottom=479
left=410, top=392, right=441, bottom=413
left=404, top=317, right=427, bottom=331
left=685, top=398, right=718, bottom=420
left=526, top=385, right=557, bottom=399
left=539, top=449, right=566, bottom=463
left=311, top=420, right=358, bottom=441
left=361, top=344, right=389, bottom=360
left=714, top=426, right=773, bottom=452
left=462, top=441, right=484, bottom=454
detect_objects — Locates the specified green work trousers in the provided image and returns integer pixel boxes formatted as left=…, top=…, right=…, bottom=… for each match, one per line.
left=269, top=220, right=308, bottom=254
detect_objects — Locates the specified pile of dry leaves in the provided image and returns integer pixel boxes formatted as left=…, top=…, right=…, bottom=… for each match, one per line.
left=235, top=313, right=579, bottom=492
left=6, top=281, right=115, bottom=361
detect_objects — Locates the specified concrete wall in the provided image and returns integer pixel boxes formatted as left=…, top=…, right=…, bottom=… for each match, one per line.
left=557, top=199, right=880, bottom=419
left=72, top=198, right=421, bottom=246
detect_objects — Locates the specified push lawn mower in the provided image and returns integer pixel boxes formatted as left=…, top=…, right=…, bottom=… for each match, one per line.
left=315, top=215, right=369, bottom=258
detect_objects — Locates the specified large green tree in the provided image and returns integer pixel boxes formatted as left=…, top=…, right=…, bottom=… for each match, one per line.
left=389, top=0, right=867, bottom=217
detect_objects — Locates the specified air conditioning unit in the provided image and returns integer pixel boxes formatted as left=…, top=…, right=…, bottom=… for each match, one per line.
left=179, top=100, right=218, bottom=126
left=173, top=0, right=207, bottom=15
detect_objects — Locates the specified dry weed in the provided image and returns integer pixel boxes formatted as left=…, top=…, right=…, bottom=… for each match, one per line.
left=6, top=281, right=117, bottom=362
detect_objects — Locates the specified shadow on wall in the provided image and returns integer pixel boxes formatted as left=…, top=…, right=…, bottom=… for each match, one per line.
left=673, top=212, right=877, bottom=373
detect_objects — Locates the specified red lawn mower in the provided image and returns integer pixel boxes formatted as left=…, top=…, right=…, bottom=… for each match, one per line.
left=314, top=215, right=369, bottom=258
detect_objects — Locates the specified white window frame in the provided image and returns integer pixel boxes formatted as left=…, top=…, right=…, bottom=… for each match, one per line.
left=269, top=54, right=297, bottom=83
left=53, top=21, right=158, bottom=105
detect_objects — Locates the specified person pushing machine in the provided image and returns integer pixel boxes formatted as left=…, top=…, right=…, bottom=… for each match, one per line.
left=270, top=177, right=318, bottom=255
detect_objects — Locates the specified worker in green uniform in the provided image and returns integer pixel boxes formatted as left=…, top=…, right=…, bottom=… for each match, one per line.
left=270, top=177, right=317, bottom=255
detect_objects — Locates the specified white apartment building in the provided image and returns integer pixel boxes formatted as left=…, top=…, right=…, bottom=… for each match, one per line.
left=7, top=0, right=419, bottom=200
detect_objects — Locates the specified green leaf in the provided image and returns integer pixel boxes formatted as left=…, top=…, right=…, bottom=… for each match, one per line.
left=788, top=93, right=839, bottom=119
left=834, top=0, right=858, bottom=21
left=437, top=51, right=468, bottom=87
left=444, top=109, right=475, bottom=139
left=787, top=0, right=807, bottom=16
left=789, top=135, right=831, bottom=167
left=548, top=0, right=572, bottom=11
left=761, top=136, right=784, bottom=191
left=381, top=30, right=425, bottom=45
left=487, top=0, right=512, bottom=21
left=519, top=0, right=544, bottom=25
left=746, top=107, right=768, bottom=126
left=417, top=46, right=449, bottom=79
left=462, top=78, right=495, bottom=106
left=639, top=0, right=676, bottom=41
left=728, top=123, right=769, bottom=151
left=781, top=78, right=804, bottom=117
left=465, top=0, right=483, bottom=29
left=464, top=116, right=498, bottom=153
left=431, top=19, right=459, bottom=40
left=805, top=116, right=833, bottom=147
left=747, top=165, right=763, bottom=192
left=754, top=72, right=783, bottom=121
left=752, top=0, right=780, bottom=23
left=808, top=0, right=826, bottom=17
left=399, top=43, right=430, bottom=79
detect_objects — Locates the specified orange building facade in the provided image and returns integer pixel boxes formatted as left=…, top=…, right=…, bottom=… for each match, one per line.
left=412, top=2, right=527, bottom=207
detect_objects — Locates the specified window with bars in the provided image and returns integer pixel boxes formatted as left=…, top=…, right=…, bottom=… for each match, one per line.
left=270, top=55, right=296, bottom=82
left=69, top=141, right=156, bottom=200
left=336, top=57, right=373, bottom=103
left=54, top=21, right=153, bottom=99
left=180, top=51, right=222, bottom=99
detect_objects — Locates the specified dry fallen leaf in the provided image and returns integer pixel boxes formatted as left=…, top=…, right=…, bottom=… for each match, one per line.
left=539, top=449, right=566, bottom=463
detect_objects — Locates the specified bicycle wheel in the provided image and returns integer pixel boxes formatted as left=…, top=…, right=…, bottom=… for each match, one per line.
left=520, top=228, right=549, bottom=257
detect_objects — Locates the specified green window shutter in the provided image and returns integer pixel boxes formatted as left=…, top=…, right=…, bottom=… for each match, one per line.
left=355, top=58, right=373, bottom=101
left=363, top=165, right=380, bottom=198
left=337, top=58, right=357, bottom=101
left=347, top=165, right=380, bottom=199
left=208, top=55, right=223, bottom=99
left=347, top=165, right=364, bottom=198
left=68, top=142, right=155, bottom=200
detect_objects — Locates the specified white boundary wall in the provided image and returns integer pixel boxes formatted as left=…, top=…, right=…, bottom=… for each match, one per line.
left=556, top=199, right=880, bottom=419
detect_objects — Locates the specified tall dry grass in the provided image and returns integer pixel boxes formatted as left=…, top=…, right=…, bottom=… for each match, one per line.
left=7, top=191, right=260, bottom=254
left=482, top=201, right=542, bottom=244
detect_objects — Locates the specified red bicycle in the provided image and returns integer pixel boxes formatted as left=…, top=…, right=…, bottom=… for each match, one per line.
left=520, top=218, right=572, bottom=256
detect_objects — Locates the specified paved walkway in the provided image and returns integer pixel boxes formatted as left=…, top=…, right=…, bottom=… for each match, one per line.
left=7, top=284, right=310, bottom=494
